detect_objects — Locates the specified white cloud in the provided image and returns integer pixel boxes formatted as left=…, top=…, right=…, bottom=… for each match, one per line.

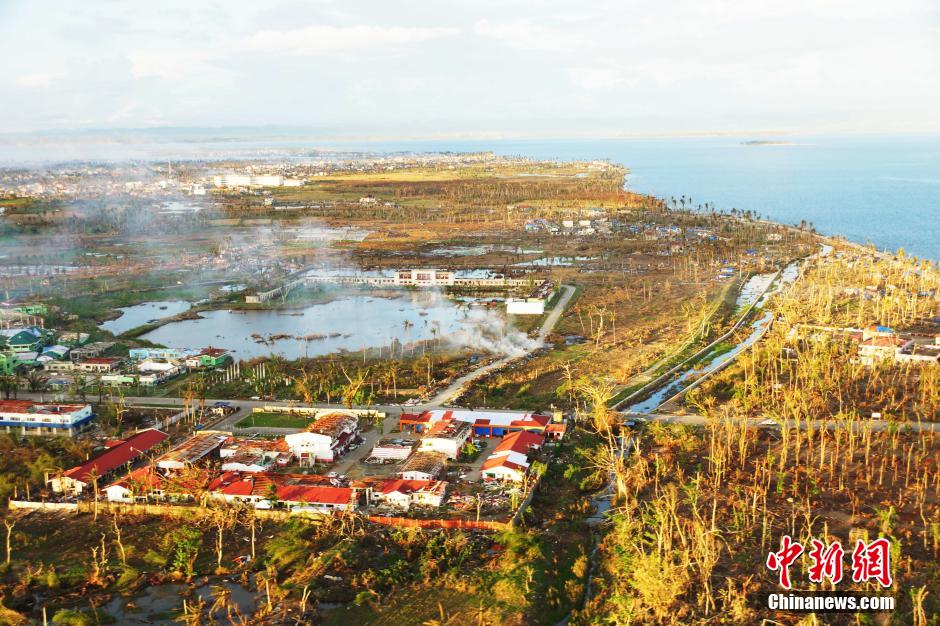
left=128, top=49, right=222, bottom=79
left=473, top=19, right=586, bottom=51
left=14, top=73, right=57, bottom=88
left=245, top=24, right=458, bottom=56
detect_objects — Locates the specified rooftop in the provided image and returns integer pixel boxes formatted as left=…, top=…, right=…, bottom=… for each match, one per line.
left=159, top=433, right=228, bottom=466
left=63, top=429, right=168, bottom=484
left=305, top=412, right=358, bottom=438
left=493, top=430, right=544, bottom=455
left=0, top=400, right=88, bottom=415
left=415, top=409, right=551, bottom=430
left=400, top=451, right=447, bottom=476
left=379, top=478, right=447, bottom=496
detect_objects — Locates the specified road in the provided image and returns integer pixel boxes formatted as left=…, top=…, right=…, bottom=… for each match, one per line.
left=426, top=283, right=576, bottom=405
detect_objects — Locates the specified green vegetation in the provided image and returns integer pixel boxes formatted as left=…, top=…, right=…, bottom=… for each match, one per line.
left=234, top=411, right=312, bottom=430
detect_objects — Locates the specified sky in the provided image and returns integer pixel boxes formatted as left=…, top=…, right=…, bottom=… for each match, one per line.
left=1, top=0, right=938, bottom=137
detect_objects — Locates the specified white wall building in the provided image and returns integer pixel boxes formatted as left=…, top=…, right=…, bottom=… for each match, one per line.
left=506, top=298, right=546, bottom=315
left=284, top=412, right=359, bottom=464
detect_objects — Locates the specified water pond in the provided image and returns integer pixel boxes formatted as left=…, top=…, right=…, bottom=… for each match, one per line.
left=100, top=300, right=192, bottom=335
left=138, top=292, right=493, bottom=360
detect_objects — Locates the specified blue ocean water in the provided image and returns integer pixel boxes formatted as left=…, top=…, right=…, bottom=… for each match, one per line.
left=344, top=136, right=940, bottom=262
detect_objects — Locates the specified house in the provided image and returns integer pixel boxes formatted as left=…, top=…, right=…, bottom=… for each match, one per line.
left=49, top=428, right=168, bottom=494
left=43, top=360, right=77, bottom=373
left=481, top=431, right=545, bottom=483
left=76, top=357, right=122, bottom=373
left=284, top=412, right=360, bottom=465
left=41, top=345, right=70, bottom=360
left=494, top=430, right=544, bottom=454
left=58, top=332, right=90, bottom=347
left=185, top=348, right=231, bottom=369
left=0, top=400, right=95, bottom=438
left=69, top=342, right=114, bottom=362
left=481, top=453, right=530, bottom=482
left=857, top=335, right=905, bottom=366
left=0, top=327, right=45, bottom=353
left=128, top=347, right=193, bottom=361
left=206, top=471, right=355, bottom=512
left=399, top=451, right=447, bottom=481
left=219, top=438, right=293, bottom=472
left=101, top=374, right=137, bottom=386
left=372, top=479, right=448, bottom=510
left=895, top=340, right=940, bottom=365
left=370, top=438, right=416, bottom=461
left=418, top=418, right=472, bottom=459
left=157, top=433, right=229, bottom=471
left=506, top=298, right=546, bottom=315
left=105, top=466, right=168, bottom=503
left=545, top=423, right=568, bottom=440
left=399, top=409, right=552, bottom=438
left=137, top=360, right=184, bottom=385
left=13, top=351, right=39, bottom=367
left=104, top=465, right=208, bottom=503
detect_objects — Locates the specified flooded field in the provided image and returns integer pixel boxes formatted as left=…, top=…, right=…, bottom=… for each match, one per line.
left=104, top=578, right=255, bottom=625
left=138, top=292, right=503, bottom=359
left=100, top=300, right=192, bottom=335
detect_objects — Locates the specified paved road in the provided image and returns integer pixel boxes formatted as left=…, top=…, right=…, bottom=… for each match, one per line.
left=427, top=283, right=576, bottom=405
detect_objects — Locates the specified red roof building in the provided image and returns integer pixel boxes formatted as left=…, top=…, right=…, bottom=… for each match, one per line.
left=50, top=428, right=168, bottom=494
left=206, top=471, right=356, bottom=511
left=399, top=409, right=551, bottom=437
left=372, top=478, right=448, bottom=509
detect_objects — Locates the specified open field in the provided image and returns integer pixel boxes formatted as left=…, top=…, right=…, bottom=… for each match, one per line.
left=234, top=411, right=312, bottom=430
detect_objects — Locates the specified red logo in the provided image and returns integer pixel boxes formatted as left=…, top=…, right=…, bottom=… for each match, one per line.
left=766, top=535, right=804, bottom=590
left=766, top=536, right=893, bottom=589
left=807, top=539, right=844, bottom=585
left=851, top=538, right=893, bottom=588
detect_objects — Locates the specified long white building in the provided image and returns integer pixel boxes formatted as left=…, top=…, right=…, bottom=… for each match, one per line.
left=0, top=400, right=94, bottom=437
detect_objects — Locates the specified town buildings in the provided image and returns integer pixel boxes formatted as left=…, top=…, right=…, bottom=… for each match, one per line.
left=205, top=472, right=354, bottom=512
left=371, top=479, right=448, bottom=510
left=0, top=400, right=94, bottom=437
left=220, top=438, right=293, bottom=472
left=284, top=412, right=360, bottom=465
left=399, top=409, right=556, bottom=439
left=184, top=347, right=231, bottom=369
left=49, top=428, right=168, bottom=494
left=854, top=325, right=940, bottom=366
left=418, top=418, right=472, bottom=459
left=156, top=433, right=229, bottom=471
left=399, top=451, right=447, bottom=481
left=369, top=439, right=416, bottom=461
left=481, top=431, right=545, bottom=482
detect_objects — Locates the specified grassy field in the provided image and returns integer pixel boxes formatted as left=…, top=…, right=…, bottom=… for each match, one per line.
left=234, top=411, right=313, bottom=429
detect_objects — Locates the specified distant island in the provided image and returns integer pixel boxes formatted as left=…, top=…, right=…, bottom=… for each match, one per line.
left=741, top=139, right=796, bottom=146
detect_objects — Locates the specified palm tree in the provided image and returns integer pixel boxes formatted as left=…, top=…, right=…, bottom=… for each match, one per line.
left=26, top=371, right=48, bottom=402
left=0, top=375, right=16, bottom=400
